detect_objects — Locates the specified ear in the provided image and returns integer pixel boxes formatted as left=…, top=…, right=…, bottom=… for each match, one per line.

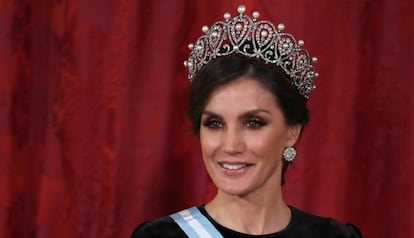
left=286, top=124, right=302, bottom=147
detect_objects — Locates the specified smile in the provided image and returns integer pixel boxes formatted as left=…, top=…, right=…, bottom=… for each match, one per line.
left=221, top=163, right=247, bottom=170
left=218, top=162, right=253, bottom=176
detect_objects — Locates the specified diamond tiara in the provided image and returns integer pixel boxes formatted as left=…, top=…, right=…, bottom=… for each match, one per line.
left=184, top=5, right=319, bottom=98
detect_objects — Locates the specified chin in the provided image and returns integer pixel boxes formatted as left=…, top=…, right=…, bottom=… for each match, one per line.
left=215, top=181, right=255, bottom=197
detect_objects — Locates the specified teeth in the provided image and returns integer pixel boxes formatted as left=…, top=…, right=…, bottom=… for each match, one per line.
left=222, top=163, right=247, bottom=170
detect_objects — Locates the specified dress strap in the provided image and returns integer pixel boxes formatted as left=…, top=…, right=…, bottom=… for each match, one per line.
left=170, top=206, right=224, bottom=238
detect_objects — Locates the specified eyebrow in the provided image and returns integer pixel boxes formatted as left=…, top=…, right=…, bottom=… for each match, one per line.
left=202, top=109, right=271, bottom=119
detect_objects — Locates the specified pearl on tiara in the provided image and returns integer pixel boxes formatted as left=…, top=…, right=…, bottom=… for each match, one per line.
left=237, top=5, right=246, bottom=14
left=184, top=5, right=318, bottom=99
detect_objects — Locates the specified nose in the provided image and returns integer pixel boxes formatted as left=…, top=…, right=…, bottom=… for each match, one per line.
left=222, top=126, right=245, bottom=155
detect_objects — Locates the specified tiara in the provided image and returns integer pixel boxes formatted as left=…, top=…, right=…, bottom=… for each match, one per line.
left=184, top=5, right=319, bottom=98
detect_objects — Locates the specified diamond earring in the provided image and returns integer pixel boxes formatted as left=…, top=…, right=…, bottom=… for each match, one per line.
left=283, top=147, right=296, bottom=162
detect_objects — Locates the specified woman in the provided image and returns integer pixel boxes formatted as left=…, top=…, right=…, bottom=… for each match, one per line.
left=132, top=6, right=362, bottom=238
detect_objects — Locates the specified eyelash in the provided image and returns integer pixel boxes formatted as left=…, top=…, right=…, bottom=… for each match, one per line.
left=246, top=117, right=267, bottom=129
left=202, top=118, right=223, bottom=129
left=202, top=117, right=266, bottom=129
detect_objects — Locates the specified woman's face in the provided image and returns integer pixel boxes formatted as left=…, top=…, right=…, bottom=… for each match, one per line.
left=200, top=77, right=300, bottom=197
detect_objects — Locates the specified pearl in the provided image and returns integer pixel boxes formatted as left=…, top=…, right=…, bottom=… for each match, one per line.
left=233, top=45, right=239, bottom=50
left=312, top=57, right=318, bottom=63
left=202, top=26, right=209, bottom=33
left=315, top=73, right=319, bottom=77
left=187, top=62, right=193, bottom=67
left=298, top=40, right=304, bottom=46
left=211, top=31, right=218, bottom=37
left=224, top=12, right=231, bottom=20
left=261, top=31, right=268, bottom=37
left=235, top=23, right=243, bottom=31
left=277, top=23, right=285, bottom=31
left=237, top=5, right=246, bottom=14
left=188, top=43, right=194, bottom=49
left=183, top=61, right=187, bottom=67
left=252, top=11, right=260, bottom=19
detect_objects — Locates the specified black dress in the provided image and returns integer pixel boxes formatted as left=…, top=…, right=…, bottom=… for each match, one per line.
left=132, top=206, right=362, bottom=238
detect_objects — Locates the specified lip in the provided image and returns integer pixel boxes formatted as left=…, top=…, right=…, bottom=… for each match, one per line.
left=218, top=161, right=254, bottom=176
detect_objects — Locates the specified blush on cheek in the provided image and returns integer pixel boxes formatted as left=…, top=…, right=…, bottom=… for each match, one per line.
left=201, top=130, right=221, bottom=147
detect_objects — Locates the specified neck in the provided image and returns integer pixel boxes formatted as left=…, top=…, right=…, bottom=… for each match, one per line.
left=205, top=189, right=291, bottom=235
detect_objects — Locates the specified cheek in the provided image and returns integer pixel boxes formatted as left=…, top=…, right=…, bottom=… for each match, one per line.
left=200, top=130, right=220, bottom=155
left=248, top=131, right=287, bottom=156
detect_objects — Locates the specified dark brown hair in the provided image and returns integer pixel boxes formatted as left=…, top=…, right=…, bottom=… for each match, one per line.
left=187, top=54, right=310, bottom=185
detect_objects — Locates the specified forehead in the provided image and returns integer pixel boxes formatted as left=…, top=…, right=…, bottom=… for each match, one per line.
left=203, top=77, right=280, bottom=113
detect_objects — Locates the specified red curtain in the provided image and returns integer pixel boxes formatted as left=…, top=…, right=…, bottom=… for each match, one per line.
left=0, top=0, right=413, bottom=237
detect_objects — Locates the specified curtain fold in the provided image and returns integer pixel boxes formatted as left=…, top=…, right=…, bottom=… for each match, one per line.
left=0, top=0, right=413, bottom=237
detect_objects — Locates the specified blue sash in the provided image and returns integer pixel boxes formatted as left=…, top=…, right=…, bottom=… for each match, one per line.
left=170, top=206, right=223, bottom=238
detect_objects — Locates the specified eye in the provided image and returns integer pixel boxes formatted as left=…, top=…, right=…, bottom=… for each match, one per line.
left=202, top=118, right=223, bottom=129
left=246, top=117, right=266, bottom=129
